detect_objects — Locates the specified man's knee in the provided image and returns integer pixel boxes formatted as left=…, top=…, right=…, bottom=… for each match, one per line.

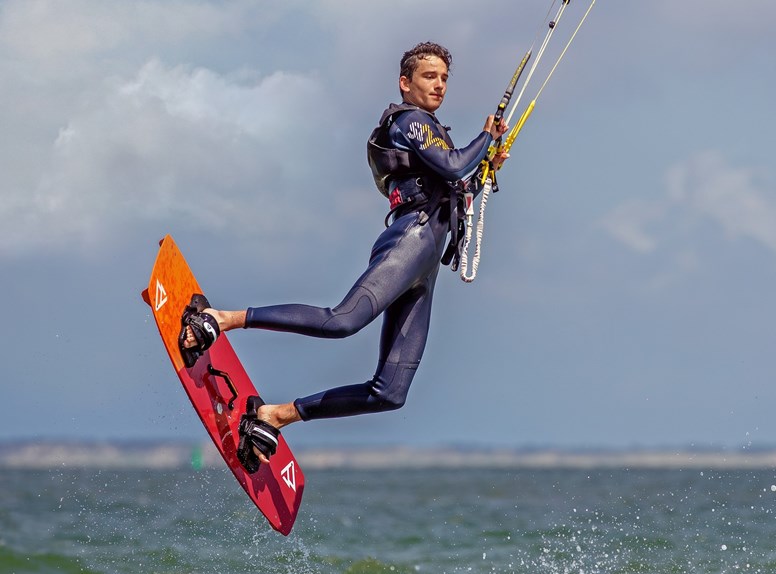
left=320, top=291, right=376, bottom=338
left=373, top=390, right=407, bottom=412
left=319, top=316, right=365, bottom=339
left=369, top=361, right=419, bottom=411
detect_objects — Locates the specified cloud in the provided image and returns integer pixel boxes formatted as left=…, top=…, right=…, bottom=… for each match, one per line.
left=0, top=0, right=262, bottom=64
left=0, top=0, right=392, bottom=259
left=600, top=151, right=776, bottom=257
left=599, top=199, right=665, bottom=254
left=666, top=151, right=776, bottom=252
left=0, top=59, right=330, bottom=255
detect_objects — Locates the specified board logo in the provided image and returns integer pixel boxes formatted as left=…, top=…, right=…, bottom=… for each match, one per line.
left=155, top=279, right=168, bottom=311
left=281, top=461, right=296, bottom=492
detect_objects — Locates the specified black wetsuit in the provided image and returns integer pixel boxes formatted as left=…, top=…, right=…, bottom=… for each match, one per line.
left=245, top=104, right=492, bottom=420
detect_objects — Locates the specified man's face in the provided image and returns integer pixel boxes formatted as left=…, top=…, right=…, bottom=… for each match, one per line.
left=400, top=55, right=448, bottom=113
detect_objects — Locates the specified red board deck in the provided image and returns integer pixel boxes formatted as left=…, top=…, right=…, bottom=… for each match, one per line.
left=142, top=235, right=304, bottom=535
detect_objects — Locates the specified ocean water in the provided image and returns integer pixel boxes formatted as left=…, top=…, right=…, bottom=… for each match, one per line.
left=2, top=465, right=776, bottom=573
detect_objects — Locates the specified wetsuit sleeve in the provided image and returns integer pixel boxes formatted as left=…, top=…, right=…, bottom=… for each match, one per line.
left=390, top=110, right=492, bottom=181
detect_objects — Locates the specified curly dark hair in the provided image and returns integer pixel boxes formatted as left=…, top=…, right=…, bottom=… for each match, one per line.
left=399, top=42, right=452, bottom=80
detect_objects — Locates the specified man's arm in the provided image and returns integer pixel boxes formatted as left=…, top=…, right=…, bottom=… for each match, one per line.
left=391, top=110, right=492, bottom=181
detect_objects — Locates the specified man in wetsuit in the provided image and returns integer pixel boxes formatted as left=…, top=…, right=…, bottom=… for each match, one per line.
left=181, top=42, right=509, bottom=465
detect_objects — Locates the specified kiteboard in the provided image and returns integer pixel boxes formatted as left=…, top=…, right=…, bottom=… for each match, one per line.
left=141, top=235, right=304, bottom=535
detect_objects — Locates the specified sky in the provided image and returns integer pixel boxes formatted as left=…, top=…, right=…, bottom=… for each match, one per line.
left=1, top=0, right=775, bottom=451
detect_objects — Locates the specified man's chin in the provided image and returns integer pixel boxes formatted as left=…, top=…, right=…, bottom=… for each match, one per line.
left=422, top=99, right=443, bottom=112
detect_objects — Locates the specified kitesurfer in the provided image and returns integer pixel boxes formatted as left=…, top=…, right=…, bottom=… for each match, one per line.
left=180, top=42, right=509, bottom=467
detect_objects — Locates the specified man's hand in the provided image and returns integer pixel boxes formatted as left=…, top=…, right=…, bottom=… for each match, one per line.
left=483, top=115, right=510, bottom=169
left=491, top=149, right=510, bottom=170
left=483, top=114, right=509, bottom=140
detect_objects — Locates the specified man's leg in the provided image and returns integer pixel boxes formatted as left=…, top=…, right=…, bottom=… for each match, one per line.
left=291, top=264, right=439, bottom=421
left=242, top=212, right=441, bottom=339
left=185, top=212, right=446, bottom=457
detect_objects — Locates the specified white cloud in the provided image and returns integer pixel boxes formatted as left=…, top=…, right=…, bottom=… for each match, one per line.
left=119, top=60, right=320, bottom=142
left=667, top=151, right=776, bottom=252
left=599, top=199, right=665, bottom=254
left=0, top=0, right=260, bottom=63
left=0, top=1, right=386, bottom=258
left=601, top=151, right=776, bottom=257
left=0, top=59, right=330, bottom=254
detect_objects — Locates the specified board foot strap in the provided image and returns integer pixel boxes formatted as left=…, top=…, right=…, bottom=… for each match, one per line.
left=237, top=396, right=280, bottom=474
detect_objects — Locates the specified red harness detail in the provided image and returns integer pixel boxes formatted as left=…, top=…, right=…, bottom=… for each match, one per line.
left=389, top=187, right=403, bottom=210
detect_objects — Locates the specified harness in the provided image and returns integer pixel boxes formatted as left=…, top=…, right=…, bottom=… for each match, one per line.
left=367, top=103, right=468, bottom=269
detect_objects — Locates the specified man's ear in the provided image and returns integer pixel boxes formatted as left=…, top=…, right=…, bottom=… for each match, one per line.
left=399, top=75, right=411, bottom=94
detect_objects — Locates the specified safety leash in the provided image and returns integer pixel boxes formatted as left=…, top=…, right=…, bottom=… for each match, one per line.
left=459, top=179, right=491, bottom=283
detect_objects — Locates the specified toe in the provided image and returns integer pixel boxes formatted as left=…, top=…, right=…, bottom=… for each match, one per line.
left=182, top=326, right=196, bottom=348
left=253, top=446, right=270, bottom=465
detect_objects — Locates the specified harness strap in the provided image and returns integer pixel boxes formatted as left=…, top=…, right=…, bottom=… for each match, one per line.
left=384, top=177, right=466, bottom=269
left=440, top=183, right=466, bottom=269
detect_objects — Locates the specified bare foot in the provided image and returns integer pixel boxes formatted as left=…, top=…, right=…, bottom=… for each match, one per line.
left=182, top=309, right=247, bottom=348
left=253, top=403, right=302, bottom=464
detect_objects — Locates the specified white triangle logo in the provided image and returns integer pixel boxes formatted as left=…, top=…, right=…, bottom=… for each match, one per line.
left=154, top=280, right=168, bottom=311
left=281, top=461, right=296, bottom=492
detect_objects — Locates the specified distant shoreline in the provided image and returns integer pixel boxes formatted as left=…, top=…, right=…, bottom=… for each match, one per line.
left=2, top=441, right=776, bottom=470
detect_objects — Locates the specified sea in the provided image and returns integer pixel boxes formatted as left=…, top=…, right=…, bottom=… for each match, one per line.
left=2, top=465, right=776, bottom=574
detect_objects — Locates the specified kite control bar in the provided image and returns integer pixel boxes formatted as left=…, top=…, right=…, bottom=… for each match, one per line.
left=459, top=0, right=596, bottom=283
left=500, top=0, right=597, bottom=156
left=494, top=50, right=532, bottom=129
left=476, top=49, right=532, bottom=192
